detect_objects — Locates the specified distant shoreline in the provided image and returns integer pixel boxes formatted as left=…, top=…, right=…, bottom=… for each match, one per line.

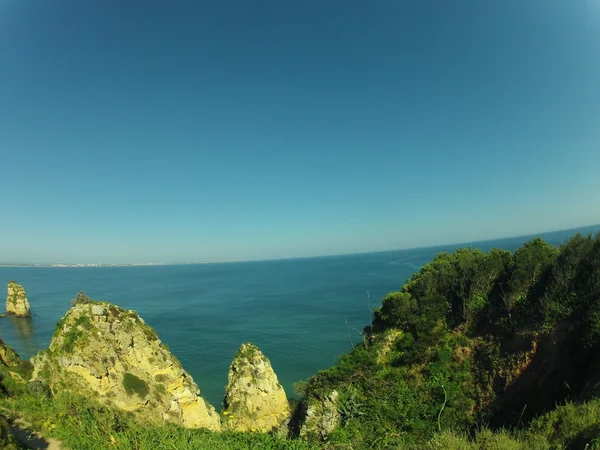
left=1, top=223, right=599, bottom=268
left=0, top=263, right=169, bottom=268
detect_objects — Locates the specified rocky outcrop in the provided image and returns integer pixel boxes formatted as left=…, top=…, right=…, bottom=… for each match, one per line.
left=0, top=338, right=21, bottom=368
left=299, top=390, right=340, bottom=441
left=6, top=282, right=31, bottom=317
left=374, top=328, right=403, bottom=364
left=223, top=343, right=290, bottom=432
left=31, top=301, right=221, bottom=431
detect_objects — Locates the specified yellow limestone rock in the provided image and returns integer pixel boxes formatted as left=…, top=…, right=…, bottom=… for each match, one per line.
left=223, top=343, right=290, bottom=432
left=6, top=281, right=31, bottom=317
left=31, top=301, right=221, bottom=431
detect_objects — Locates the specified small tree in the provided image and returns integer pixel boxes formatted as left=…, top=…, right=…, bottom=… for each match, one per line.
left=71, top=291, right=92, bottom=306
left=374, top=292, right=417, bottom=329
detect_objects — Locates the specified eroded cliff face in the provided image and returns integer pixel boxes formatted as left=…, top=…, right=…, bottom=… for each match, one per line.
left=223, top=343, right=290, bottom=432
left=31, top=302, right=221, bottom=431
left=6, top=282, right=31, bottom=317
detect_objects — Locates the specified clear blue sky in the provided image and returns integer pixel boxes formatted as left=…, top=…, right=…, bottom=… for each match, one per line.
left=1, top=0, right=599, bottom=264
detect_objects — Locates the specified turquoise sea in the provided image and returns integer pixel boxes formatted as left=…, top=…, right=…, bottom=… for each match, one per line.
left=1, top=225, right=599, bottom=408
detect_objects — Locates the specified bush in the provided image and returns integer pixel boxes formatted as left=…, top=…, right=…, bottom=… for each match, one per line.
left=27, top=380, right=52, bottom=399
left=122, top=373, right=149, bottom=398
left=299, top=233, right=600, bottom=447
left=71, top=291, right=92, bottom=307
left=374, top=292, right=416, bottom=329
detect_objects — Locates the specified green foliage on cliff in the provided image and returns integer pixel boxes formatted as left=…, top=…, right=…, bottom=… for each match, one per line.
left=299, top=233, right=600, bottom=447
left=71, top=290, right=92, bottom=306
left=123, top=373, right=149, bottom=398
left=4, top=233, right=600, bottom=448
left=0, top=389, right=312, bottom=450
left=430, top=398, right=600, bottom=449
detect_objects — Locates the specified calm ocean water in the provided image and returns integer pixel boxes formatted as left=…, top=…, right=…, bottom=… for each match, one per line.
left=1, top=225, right=599, bottom=408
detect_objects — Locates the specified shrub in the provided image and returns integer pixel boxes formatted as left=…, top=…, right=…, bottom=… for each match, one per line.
left=374, top=292, right=416, bottom=329
left=71, top=291, right=92, bottom=307
left=27, top=380, right=52, bottom=399
left=122, top=373, right=149, bottom=398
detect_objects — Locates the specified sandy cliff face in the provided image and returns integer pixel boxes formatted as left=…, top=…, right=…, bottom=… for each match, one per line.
left=31, top=302, right=221, bottom=431
left=223, top=343, right=290, bottom=432
left=6, top=282, right=31, bottom=317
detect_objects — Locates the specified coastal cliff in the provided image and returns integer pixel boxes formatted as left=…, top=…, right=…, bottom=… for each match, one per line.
left=2, top=234, right=600, bottom=448
left=223, top=343, right=290, bottom=432
left=6, top=281, right=31, bottom=317
left=31, top=301, right=221, bottom=431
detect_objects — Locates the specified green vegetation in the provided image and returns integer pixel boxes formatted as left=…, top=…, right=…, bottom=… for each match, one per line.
left=141, top=321, right=159, bottom=342
left=0, top=413, right=19, bottom=450
left=430, top=398, right=600, bottom=449
left=298, top=233, right=600, bottom=447
left=154, top=374, right=169, bottom=383
left=4, top=234, right=600, bottom=448
left=0, top=389, right=312, bottom=450
left=122, top=373, right=149, bottom=398
left=71, top=290, right=93, bottom=306
left=60, top=316, right=92, bottom=354
left=238, top=342, right=260, bottom=360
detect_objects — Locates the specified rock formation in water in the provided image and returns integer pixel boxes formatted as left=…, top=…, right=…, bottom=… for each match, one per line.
left=223, top=343, right=291, bottom=432
left=299, top=390, right=340, bottom=440
left=6, top=281, right=31, bottom=317
left=31, top=301, right=221, bottom=431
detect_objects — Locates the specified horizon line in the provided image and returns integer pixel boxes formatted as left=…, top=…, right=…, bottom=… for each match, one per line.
left=1, top=222, right=599, bottom=268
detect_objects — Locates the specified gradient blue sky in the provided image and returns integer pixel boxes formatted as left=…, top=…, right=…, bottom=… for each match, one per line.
left=1, top=1, right=599, bottom=263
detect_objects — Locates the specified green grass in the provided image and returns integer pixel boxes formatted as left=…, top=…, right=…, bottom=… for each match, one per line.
left=4, top=388, right=600, bottom=450
left=428, top=398, right=600, bottom=450
left=0, top=391, right=313, bottom=450
left=2, top=352, right=600, bottom=449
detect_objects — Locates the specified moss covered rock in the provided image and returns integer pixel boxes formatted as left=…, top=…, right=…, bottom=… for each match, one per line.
left=5, top=282, right=30, bottom=317
left=31, top=301, right=221, bottom=431
left=0, top=339, right=32, bottom=398
left=0, top=339, right=21, bottom=368
left=299, top=390, right=340, bottom=441
left=223, top=343, right=290, bottom=432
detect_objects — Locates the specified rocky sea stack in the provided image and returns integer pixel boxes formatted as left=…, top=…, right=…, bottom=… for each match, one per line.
left=223, top=343, right=291, bottom=432
left=31, top=301, right=221, bottom=431
left=6, top=281, right=31, bottom=317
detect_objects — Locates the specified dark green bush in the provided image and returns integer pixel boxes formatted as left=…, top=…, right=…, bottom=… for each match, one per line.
left=122, top=373, right=149, bottom=398
left=71, top=291, right=92, bottom=307
left=374, top=291, right=416, bottom=329
left=27, top=380, right=52, bottom=399
left=301, top=233, right=600, bottom=447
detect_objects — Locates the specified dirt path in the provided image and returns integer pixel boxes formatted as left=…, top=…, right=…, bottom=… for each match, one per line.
left=9, top=418, right=63, bottom=450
